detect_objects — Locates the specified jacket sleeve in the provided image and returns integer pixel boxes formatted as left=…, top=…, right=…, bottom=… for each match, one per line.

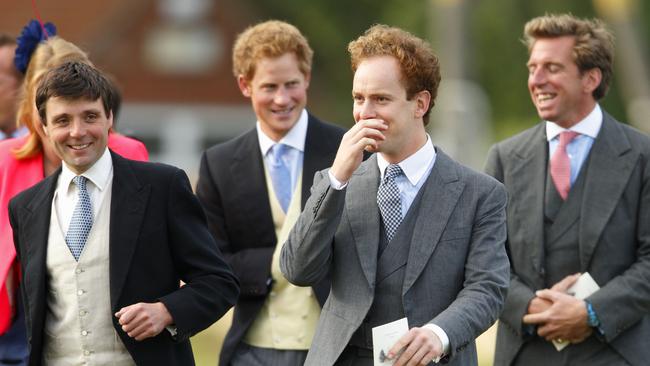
left=195, top=152, right=274, bottom=299
left=158, top=169, right=239, bottom=341
left=280, top=170, right=345, bottom=286
left=485, top=144, right=536, bottom=337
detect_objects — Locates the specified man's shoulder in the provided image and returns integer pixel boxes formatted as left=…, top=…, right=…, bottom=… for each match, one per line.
left=439, top=150, right=504, bottom=192
left=203, top=128, right=257, bottom=161
left=491, top=122, right=544, bottom=155
left=605, top=114, right=650, bottom=152
left=112, top=151, right=182, bottom=183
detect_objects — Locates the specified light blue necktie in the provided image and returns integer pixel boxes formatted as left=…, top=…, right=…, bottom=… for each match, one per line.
left=269, top=143, right=292, bottom=212
left=65, top=176, right=93, bottom=261
left=377, top=164, right=403, bottom=242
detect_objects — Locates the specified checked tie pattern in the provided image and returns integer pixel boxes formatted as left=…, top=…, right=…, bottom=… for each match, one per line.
left=65, top=176, right=93, bottom=261
left=377, top=164, right=403, bottom=242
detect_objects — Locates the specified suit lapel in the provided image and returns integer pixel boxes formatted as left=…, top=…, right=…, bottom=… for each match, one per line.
left=403, top=151, right=464, bottom=294
left=302, top=115, right=331, bottom=209
left=346, top=156, right=380, bottom=288
left=19, top=172, right=59, bottom=342
left=109, top=152, right=150, bottom=309
left=510, top=124, right=547, bottom=281
left=579, top=114, right=637, bottom=270
left=230, top=129, right=276, bottom=242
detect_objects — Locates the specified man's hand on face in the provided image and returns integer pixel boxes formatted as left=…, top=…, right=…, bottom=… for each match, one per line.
left=388, top=327, right=443, bottom=366
left=330, top=119, right=386, bottom=183
left=115, top=302, right=174, bottom=341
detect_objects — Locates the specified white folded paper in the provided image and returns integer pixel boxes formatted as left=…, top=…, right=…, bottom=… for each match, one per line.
left=372, top=317, right=409, bottom=365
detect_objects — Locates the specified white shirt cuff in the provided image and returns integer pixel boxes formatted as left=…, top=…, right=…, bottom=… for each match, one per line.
left=328, top=170, right=348, bottom=190
left=423, top=323, right=449, bottom=363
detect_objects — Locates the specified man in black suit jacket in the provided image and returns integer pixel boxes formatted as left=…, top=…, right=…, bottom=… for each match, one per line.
left=9, top=62, right=239, bottom=365
left=196, top=20, right=344, bottom=366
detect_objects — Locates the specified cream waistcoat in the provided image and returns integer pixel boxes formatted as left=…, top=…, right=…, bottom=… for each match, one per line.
left=43, top=181, right=134, bottom=366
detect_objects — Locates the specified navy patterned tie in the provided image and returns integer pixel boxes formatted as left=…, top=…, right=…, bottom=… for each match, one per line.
left=377, top=164, right=403, bottom=242
left=65, top=176, right=93, bottom=261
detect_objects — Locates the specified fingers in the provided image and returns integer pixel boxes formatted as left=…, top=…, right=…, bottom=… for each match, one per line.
left=114, top=302, right=171, bottom=341
left=527, top=296, right=552, bottom=314
left=391, top=328, right=441, bottom=366
left=523, top=311, right=547, bottom=325
left=534, top=289, right=563, bottom=302
left=331, top=119, right=388, bottom=182
left=388, top=330, right=413, bottom=360
left=551, top=273, right=581, bottom=292
left=349, top=119, right=387, bottom=149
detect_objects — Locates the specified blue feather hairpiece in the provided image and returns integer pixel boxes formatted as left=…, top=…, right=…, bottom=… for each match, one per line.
left=14, top=19, right=57, bottom=74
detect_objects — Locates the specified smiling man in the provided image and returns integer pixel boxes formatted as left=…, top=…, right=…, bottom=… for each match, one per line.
left=486, top=14, right=650, bottom=366
left=195, top=20, right=344, bottom=366
left=8, top=61, right=239, bottom=366
left=280, top=24, right=509, bottom=366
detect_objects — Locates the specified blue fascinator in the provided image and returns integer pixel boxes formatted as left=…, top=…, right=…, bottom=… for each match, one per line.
left=14, top=19, right=57, bottom=74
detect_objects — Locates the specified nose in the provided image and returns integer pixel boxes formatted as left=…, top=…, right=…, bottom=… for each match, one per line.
left=273, top=87, right=290, bottom=105
left=529, top=68, right=546, bottom=87
left=69, top=120, right=86, bottom=137
left=356, top=100, right=376, bottom=120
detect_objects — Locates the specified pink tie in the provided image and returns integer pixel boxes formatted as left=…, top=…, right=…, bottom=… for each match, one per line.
left=550, top=131, right=579, bottom=200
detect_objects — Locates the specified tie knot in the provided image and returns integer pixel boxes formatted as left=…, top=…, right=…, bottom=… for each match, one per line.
left=558, top=131, right=579, bottom=146
left=271, top=143, right=290, bottom=166
left=384, top=164, right=403, bottom=181
left=72, top=176, right=88, bottom=192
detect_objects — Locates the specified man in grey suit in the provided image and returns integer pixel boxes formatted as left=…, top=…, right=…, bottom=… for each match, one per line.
left=486, top=14, right=650, bottom=366
left=280, top=24, right=509, bottom=366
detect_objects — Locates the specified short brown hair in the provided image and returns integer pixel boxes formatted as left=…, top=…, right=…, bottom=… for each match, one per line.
left=523, top=14, right=614, bottom=100
left=35, top=61, right=114, bottom=125
left=348, top=24, right=441, bottom=125
left=232, top=20, right=313, bottom=81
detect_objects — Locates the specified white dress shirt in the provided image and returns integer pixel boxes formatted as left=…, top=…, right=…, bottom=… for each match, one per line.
left=256, top=109, right=308, bottom=195
left=54, top=148, right=113, bottom=236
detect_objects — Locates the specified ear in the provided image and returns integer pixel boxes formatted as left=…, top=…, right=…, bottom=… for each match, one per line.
left=413, top=90, right=431, bottom=119
left=303, top=72, right=311, bottom=90
left=237, top=75, right=252, bottom=98
left=582, top=68, right=602, bottom=95
left=107, top=110, right=114, bottom=130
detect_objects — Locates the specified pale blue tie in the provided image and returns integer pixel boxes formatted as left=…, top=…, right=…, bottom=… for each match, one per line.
left=269, top=143, right=292, bottom=212
left=377, top=164, right=403, bottom=242
left=65, top=176, right=93, bottom=261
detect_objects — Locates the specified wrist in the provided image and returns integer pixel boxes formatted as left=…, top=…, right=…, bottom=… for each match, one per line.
left=584, top=300, right=600, bottom=328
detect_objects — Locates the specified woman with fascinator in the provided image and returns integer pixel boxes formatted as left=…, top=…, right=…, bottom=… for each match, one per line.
left=0, top=20, right=148, bottom=365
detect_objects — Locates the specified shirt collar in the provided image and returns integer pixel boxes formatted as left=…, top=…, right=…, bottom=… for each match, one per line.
left=377, top=134, right=436, bottom=186
left=546, top=104, right=602, bottom=141
left=60, top=147, right=113, bottom=192
left=257, top=109, right=308, bottom=156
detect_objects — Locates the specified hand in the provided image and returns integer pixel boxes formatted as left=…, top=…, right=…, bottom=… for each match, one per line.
left=388, top=327, right=443, bottom=366
left=526, top=273, right=581, bottom=315
left=330, top=119, right=387, bottom=183
left=522, top=290, right=592, bottom=344
left=550, top=273, right=581, bottom=293
left=115, top=302, right=174, bottom=341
